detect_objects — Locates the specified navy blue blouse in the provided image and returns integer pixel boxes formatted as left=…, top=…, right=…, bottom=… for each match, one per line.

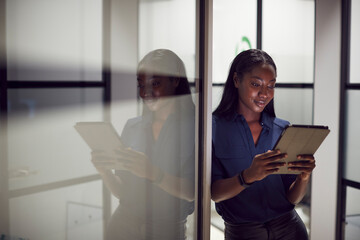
left=116, top=108, right=195, bottom=222
left=212, top=112, right=297, bottom=224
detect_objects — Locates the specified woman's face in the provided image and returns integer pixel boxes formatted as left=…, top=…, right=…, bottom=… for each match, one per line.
left=137, top=73, right=179, bottom=111
left=234, top=64, right=276, bottom=116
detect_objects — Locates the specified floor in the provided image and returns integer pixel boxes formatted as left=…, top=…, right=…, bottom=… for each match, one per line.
left=345, top=215, right=360, bottom=240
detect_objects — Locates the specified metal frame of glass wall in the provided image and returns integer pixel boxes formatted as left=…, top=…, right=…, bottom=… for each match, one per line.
left=337, top=0, right=360, bottom=239
left=198, top=0, right=212, bottom=238
left=0, top=0, right=9, bottom=234
left=0, top=0, right=211, bottom=239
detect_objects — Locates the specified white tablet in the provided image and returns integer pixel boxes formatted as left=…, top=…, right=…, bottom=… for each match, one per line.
left=74, top=122, right=125, bottom=152
left=273, top=125, right=330, bottom=174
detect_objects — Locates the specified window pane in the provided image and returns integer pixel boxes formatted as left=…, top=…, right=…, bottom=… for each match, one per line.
left=6, top=0, right=102, bottom=81
left=7, top=88, right=104, bottom=191
left=4, top=1, right=199, bottom=239
left=263, top=0, right=315, bottom=83
left=212, top=85, right=223, bottom=111
left=9, top=181, right=103, bottom=240
left=345, top=186, right=360, bottom=240
left=344, top=90, right=360, bottom=182
left=213, top=0, right=257, bottom=84
left=275, top=88, right=313, bottom=125
left=139, top=0, right=196, bottom=83
left=350, top=0, right=360, bottom=83
left=111, top=1, right=198, bottom=239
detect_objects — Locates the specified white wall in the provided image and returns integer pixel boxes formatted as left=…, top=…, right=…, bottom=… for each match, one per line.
left=109, top=0, right=138, bottom=132
left=212, top=0, right=257, bottom=83
left=4, top=1, right=119, bottom=239
left=6, top=0, right=102, bottom=81
left=311, top=0, right=341, bottom=239
left=263, top=0, right=315, bottom=84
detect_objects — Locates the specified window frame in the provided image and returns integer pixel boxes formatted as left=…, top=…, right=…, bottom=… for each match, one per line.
left=337, top=0, right=360, bottom=239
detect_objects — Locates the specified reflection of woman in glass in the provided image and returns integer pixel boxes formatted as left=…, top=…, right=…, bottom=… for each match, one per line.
left=92, top=49, right=195, bottom=240
left=211, top=49, right=313, bottom=239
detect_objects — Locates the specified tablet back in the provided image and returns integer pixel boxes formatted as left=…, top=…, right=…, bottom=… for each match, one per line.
left=74, top=122, right=124, bottom=152
left=273, top=125, right=330, bottom=174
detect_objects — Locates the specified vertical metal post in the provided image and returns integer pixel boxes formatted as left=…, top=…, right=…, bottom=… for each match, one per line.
left=197, top=0, right=212, bottom=239
left=337, top=0, right=351, bottom=239
left=102, top=0, right=112, bottom=239
left=256, top=0, right=262, bottom=49
left=0, top=0, right=6, bottom=113
left=102, top=0, right=111, bottom=120
left=0, top=0, right=9, bottom=235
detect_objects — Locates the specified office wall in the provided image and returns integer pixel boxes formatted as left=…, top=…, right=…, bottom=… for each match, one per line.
left=3, top=0, right=199, bottom=239
left=312, top=0, right=341, bottom=239
left=6, top=0, right=102, bottom=82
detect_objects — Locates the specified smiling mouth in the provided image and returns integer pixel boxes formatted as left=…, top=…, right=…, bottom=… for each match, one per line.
left=143, top=97, right=157, bottom=102
left=254, top=100, right=266, bottom=107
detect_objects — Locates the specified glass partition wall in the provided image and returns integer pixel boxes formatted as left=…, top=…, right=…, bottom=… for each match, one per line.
left=1, top=0, right=203, bottom=239
left=211, top=0, right=315, bottom=238
left=3, top=1, right=107, bottom=240
left=338, top=0, right=360, bottom=239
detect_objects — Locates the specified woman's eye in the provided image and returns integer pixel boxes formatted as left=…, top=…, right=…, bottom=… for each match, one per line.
left=268, top=85, right=276, bottom=89
left=137, top=83, right=144, bottom=88
left=251, top=82, right=260, bottom=87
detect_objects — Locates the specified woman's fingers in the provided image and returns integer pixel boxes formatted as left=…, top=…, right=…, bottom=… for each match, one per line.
left=256, top=152, right=287, bottom=170
left=288, top=160, right=315, bottom=166
left=114, top=146, right=143, bottom=156
left=256, top=150, right=281, bottom=160
left=256, top=150, right=287, bottom=162
left=246, top=150, right=288, bottom=181
left=266, top=161, right=286, bottom=169
left=288, top=156, right=316, bottom=173
left=265, top=168, right=280, bottom=174
left=266, top=153, right=288, bottom=163
left=288, top=161, right=315, bottom=168
left=289, top=154, right=315, bottom=167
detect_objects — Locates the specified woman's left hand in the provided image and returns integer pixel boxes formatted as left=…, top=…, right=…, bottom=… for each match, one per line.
left=114, top=147, right=159, bottom=181
left=288, top=155, right=316, bottom=181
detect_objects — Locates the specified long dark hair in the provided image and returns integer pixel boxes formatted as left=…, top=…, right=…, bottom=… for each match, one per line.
left=137, top=49, right=191, bottom=96
left=137, top=49, right=194, bottom=115
left=213, top=49, right=276, bottom=119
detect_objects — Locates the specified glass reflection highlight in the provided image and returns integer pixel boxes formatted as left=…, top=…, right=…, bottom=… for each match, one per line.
left=91, top=49, right=195, bottom=240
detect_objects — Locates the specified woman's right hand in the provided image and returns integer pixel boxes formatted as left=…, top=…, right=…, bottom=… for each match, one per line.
left=243, top=150, right=287, bottom=184
left=91, top=151, right=124, bottom=199
left=91, top=151, right=118, bottom=174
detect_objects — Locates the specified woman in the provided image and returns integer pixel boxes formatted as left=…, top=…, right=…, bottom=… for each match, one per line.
left=211, top=49, right=314, bottom=239
left=92, top=49, right=195, bottom=240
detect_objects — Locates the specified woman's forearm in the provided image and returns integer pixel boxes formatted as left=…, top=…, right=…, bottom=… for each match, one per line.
left=98, top=170, right=123, bottom=199
left=286, top=176, right=310, bottom=205
left=211, top=175, right=246, bottom=203
left=153, top=168, right=195, bottom=202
